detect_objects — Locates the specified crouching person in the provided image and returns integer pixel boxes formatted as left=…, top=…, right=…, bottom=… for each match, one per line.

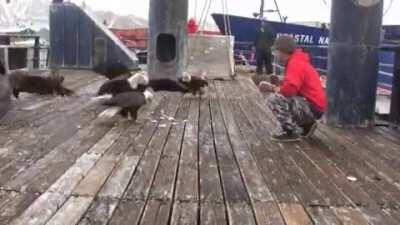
left=259, top=36, right=327, bottom=142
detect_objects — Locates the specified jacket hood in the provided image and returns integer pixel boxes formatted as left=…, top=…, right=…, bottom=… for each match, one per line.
left=290, top=49, right=311, bottom=63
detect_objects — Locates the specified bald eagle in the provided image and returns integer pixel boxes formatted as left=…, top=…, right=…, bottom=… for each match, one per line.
left=99, top=71, right=190, bottom=96
left=97, top=71, right=149, bottom=96
left=178, top=73, right=209, bottom=95
left=8, top=71, right=73, bottom=98
left=93, top=90, right=153, bottom=121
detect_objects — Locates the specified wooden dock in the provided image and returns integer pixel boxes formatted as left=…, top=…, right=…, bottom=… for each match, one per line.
left=1, top=71, right=400, bottom=225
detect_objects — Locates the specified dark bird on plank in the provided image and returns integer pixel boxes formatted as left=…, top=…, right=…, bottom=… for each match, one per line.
left=92, top=90, right=154, bottom=121
left=93, top=62, right=140, bottom=80
left=137, top=78, right=190, bottom=93
left=97, top=71, right=150, bottom=96
left=98, top=71, right=190, bottom=96
left=0, top=61, right=12, bottom=120
left=178, top=73, right=209, bottom=95
left=8, top=70, right=74, bottom=98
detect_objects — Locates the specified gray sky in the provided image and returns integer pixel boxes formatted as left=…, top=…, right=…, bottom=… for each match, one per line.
left=75, top=0, right=399, bottom=25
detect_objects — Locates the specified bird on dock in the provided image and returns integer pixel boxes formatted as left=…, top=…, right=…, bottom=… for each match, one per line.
left=8, top=70, right=74, bottom=98
left=92, top=90, right=154, bottom=121
left=177, top=72, right=209, bottom=96
left=98, top=71, right=191, bottom=96
left=97, top=71, right=150, bottom=96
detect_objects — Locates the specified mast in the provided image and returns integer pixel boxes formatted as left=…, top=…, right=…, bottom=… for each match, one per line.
left=272, top=0, right=283, bottom=22
left=259, top=0, right=265, bottom=19
left=259, top=0, right=283, bottom=22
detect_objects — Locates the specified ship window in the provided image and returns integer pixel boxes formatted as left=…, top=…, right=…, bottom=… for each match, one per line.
left=157, top=33, right=176, bottom=62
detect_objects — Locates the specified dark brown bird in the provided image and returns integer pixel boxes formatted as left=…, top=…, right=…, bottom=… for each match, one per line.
left=8, top=70, right=73, bottom=98
left=178, top=74, right=209, bottom=95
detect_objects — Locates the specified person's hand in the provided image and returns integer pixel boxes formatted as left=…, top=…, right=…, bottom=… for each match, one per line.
left=270, top=75, right=280, bottom=86
left=259, top=81, right=276, bottom=93
left=320, top=75, right=327, bottom=89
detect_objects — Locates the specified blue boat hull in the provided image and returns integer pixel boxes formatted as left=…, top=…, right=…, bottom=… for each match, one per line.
left=212, top=13, right=398, bottom=94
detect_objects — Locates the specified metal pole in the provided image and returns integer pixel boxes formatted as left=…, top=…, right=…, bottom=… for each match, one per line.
left=390, top=49, right=400, bottom=125
left=260, top=0, right=265, bottom=19
left=33, top=37, right=40, bottom=69
left=326, top=0, right=384, bottom=127
left=148, top=0, right=188, bottom=79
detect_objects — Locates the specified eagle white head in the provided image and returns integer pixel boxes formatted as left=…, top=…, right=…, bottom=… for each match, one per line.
left=128, top=71, right=150, bottom=89
left=143, top=89, right=154, bottom=102
left=181, top=72, right=192, bottom=83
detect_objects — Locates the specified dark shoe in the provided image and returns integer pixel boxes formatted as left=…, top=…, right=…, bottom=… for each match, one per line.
left=271, top=132, right=301, bottom=142
left=301, top=122, right=318, bottom=138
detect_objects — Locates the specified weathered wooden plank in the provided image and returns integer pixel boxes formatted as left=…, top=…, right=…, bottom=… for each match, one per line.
left=222, top=99, right=274, bottom=201
left=10, top=192, right=66, bottom=225
left=0, top=77, right=104, bottom=133
left=77, top=96, right=167, bottom=225
left=0, top=100, right=107, bottom=186
left=360, top=206, right=399, bottom=225
left=279, top=203, right=313, bottom=225
left=231, top=100, right=298, bottom=203
left=170, top=202, right=198, bottom=225
left=140, top=200, right=171, bottom=225
left=87, top=100, right=168, bottom=224
left=209, top=99, right=256, bottom=224
left=4, top=118, right=119, bottom=193
left=200, top=203, right=227, bottom=225
left=98, top=156, right=139, bottom=199
left=243, top=98, right=368, bottom=207
left=77, top=197, right=118, bottom=225
left=374, top=127, right=400, bottom=146
left=334, top=129, right=400, bottom=184
left=209, top=99, right=250, bottom=203
left=253, top=202, right=286, bottom=225
left=305, top=207, right=342, bottom=225
left=175, top=99, right=200, bottom=202
left=314, top=128, right=398, bottom=206
left=198, top=99, right=224, bottom=203
left=138, top=100, right=190, bottom=224
left=382, top=208, right=400, bottom=224
left=45, top=196, right=93, bottom=225
left=0, top=192, right=37, bottom=225
left=149, top=99, right=189, bottom=201
left=300, top=138, right=374, bottom=207
left=107, top=97, right=181, bottom=224
left=124, top=98, right=181, bottom=200
left=227, top=203, right=257, bottom=225
left=333, top=207, right=370, bottom=225
left=73, top=155, right=119, bottom=197
left=8, top=124, right=123, bottom=225
left=285, top=142, right=350, bottom=206
left=108, top=200, right=144, bottom=225
left=0, top=72, right=96, bottom=119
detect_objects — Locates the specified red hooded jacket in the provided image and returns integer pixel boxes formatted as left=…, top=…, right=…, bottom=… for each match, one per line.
left=279, top=49, right=327, bottom=113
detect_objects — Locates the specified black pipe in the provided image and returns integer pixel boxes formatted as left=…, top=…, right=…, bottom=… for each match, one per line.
left=326, top=0, right=384, bottom=127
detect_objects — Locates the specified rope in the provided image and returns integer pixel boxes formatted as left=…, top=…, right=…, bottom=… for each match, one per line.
left=198, top=0, right=210, bottom=33
left=200, top=0, right=213, bottom=33
left=384, top=0, right=394, bottom=17
left=220, top=0, right=235, bottom=76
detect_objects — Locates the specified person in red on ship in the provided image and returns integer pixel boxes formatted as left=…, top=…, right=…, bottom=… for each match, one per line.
left=259, top=36, right=327, bottom=142
left=187, top=18, right=199, bottom=34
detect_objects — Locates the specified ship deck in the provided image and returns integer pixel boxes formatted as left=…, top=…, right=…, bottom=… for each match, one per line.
left=1, top=70, right=400, bottom=225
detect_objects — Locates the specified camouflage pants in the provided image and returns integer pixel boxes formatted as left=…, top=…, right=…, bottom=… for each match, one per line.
left=266, top=93, right=320, bottom=133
